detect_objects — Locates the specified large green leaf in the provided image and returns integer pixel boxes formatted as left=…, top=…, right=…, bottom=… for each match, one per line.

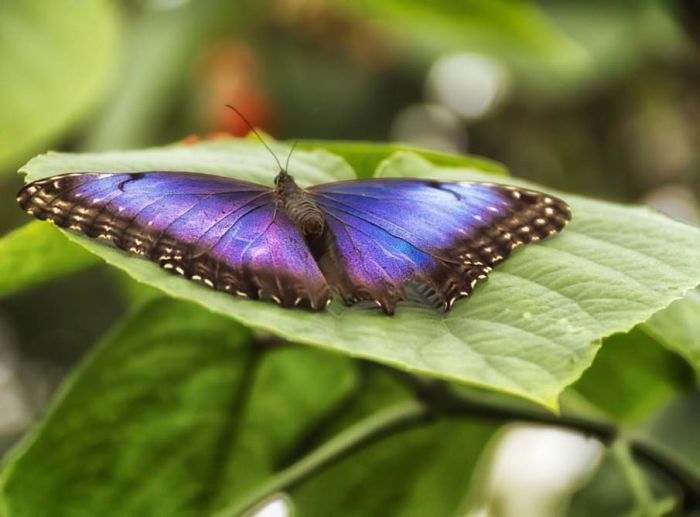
left=0, top=0, right=119, bottom=170
left=0, top=221, right=99, bottom=297
left=18, top=140, right=700, bottom=409
left=0, top=298, right=357, bottom=516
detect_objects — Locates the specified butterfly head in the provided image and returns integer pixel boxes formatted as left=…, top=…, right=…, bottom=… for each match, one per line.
left=273, top=169, right=290, bottom=186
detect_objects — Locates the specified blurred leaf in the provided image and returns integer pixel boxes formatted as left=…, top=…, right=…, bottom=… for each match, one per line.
left=107, top=267, right=164, bottom=307
left=643, top=290, right=700, bottom=373
left=611, top=440, right=677, bottom=517
left=571, top=437, right=684, bottom=517
left=341, top=0, right=593, bottom=94
left=0, top=298, right=357, bottom=516
left=0, top=221, right=99, bottom=297
left=644, top=393, right=700, bottom=473
left=545, top=2, right=687, bottom=85
left=572, top=328, right=695, bottom=424
left=570, top=455, right=654, bottom=517
left=17, top=141, right=700, bottom=410
left=0, top=0, right=120, bottom=170
left=291, top=419, right=495, bottom=516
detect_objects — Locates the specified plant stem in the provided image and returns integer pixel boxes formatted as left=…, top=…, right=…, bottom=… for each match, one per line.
left=612, top=439, right=657, bottom=511
left=212, top=372, right=700, bottom=516
left=439, top=390, right=617, bottom=441
left=417, top=381, right=700, bottom=511
left=628, top=433, right=700, bottom=512
left=212, top=400, right=432, bottom=517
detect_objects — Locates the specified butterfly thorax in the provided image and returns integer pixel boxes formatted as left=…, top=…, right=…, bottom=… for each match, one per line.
left=274, top=171, right=325, bottom=238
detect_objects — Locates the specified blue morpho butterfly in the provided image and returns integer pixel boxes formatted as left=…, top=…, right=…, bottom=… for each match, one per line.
left=17, top=111, right=570, bottom=315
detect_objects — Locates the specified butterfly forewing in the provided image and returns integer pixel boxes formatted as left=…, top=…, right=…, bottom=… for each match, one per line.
left=17, top=172, right=331, bottom=309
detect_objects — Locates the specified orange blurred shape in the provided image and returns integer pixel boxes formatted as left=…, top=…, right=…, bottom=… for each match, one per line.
left=198, top=42, right=275, bottom=137
left=205, top=131, right=237, bottom=140
left=179, top=131, right=251, bottom=146
left=180, top=135, right=201, bottom=146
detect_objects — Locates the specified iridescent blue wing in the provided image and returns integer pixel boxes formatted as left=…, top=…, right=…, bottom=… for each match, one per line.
left=18, top=172, right=331, bottom=309
left=309, top=179, right=570, bottom=314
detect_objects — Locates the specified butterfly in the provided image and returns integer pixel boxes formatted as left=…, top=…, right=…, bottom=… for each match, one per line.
left=17, top=104, right=569, bottom=314
left=16, top=156, right=570, bottom=314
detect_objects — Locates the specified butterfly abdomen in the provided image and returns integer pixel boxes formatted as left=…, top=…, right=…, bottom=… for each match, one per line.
left=275, top=172, right=325, bottom=238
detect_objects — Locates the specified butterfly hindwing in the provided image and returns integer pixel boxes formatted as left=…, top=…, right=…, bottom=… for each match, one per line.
left=309, top=179, right=570, bottom=314
left=17, top=172, right=331, bottom=309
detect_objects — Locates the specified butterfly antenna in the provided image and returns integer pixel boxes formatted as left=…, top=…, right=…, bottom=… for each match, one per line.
left=225, top=104, right=284, bottom=171
left=285, top=140, right=298, bottom=172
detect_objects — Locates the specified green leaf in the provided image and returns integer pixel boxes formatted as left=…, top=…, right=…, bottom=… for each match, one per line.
left=571, top=442, right=678, bottom=517
left=17, top=141, right=700, bottom=410
left=21, top=140, right=356, bottom=187
left=298, top=140, right=507, bottom=179
left=0, top=298, right=357, bottom=516
left=569, top=455, right=656, bottom=517
left=0, top=221, right=99, bottom=297
left=643, top=393, right=700, bottom=472
left=643, top=290, right=700, bottom=373
left=572, top=328, right=695, bottom=424
left=0, top=0, right=120, bottom=170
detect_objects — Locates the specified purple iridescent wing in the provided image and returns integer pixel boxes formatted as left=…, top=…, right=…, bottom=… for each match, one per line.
left=309, top=179, right=571, bottom=314
left=17, top=172, right=331, bottom=309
